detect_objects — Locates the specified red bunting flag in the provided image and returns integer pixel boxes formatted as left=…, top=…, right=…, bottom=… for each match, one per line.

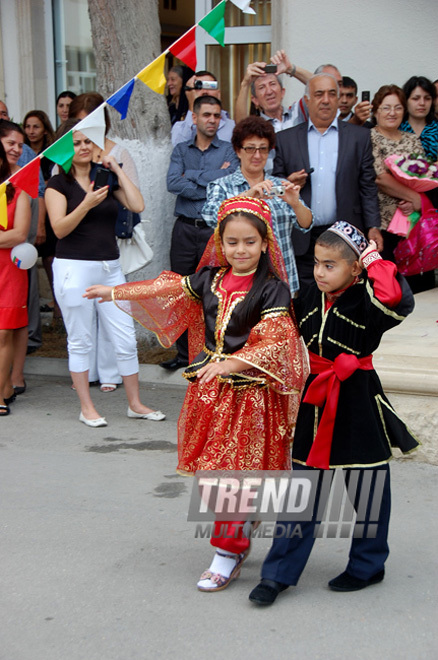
left=9, top=157, right=41, bottom=198
left=169, top=26, right=197, bottom=71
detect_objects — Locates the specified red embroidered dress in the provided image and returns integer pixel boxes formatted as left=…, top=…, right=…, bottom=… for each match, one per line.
left=113, top=265, right=307, bottom=474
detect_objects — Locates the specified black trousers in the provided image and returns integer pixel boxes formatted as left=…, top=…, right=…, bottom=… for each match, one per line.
left=261, top=463, right=391, bottom=585
left=169, top=217, right=213, bottom=361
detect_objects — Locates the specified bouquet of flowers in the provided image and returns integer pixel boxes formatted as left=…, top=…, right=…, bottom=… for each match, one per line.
left=385, top=153, right=438, bottom=237
left=384, top=154, right=438, bottom=275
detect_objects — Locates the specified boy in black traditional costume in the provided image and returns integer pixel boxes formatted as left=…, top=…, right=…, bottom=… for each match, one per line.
left=249, top=220, right=419, bottom=606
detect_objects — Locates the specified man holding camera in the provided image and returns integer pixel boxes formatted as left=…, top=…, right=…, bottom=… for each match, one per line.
left=161, top=95, right=239, bottom=370
left=235, top=52, right=372, bottom=133
left=171, top=71, right=235, bottom=147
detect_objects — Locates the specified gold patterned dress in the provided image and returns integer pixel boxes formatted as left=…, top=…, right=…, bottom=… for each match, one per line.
left=113, top=265, right=307, bottom=474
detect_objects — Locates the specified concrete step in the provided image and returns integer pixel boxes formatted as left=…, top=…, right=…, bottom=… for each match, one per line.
left=374, top=288, right=438, bottom=464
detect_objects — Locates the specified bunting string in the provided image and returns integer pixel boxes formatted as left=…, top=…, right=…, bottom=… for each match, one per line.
left=0, top=0, right=254, bottom=225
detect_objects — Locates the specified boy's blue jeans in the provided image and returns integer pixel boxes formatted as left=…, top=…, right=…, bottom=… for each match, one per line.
left=261, top=463, right=391, bottom=585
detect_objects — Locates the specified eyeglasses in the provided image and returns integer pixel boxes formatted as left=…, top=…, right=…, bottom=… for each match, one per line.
left=240, top=146, right=270, bottom=154
left=379, top=105, right=404, bottom=114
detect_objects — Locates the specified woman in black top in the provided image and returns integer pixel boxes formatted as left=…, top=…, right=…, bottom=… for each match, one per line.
left=45, top=119, right=165, bottom=427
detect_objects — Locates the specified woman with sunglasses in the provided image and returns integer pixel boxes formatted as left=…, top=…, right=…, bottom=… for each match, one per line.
left=201, top=116, right=312, bottom=295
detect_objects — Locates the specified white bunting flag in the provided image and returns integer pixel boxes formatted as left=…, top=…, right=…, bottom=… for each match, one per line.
left=229, top=0, right=256, bottom=15
left=74, top=104, right=107, bottom=150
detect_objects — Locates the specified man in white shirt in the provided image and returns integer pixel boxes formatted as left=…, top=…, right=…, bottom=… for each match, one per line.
left=171, top=70, right=235, bottom=147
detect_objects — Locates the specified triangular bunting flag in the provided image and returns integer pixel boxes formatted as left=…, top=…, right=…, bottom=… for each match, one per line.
left=107, top=79, right=136, bottom=120
left=45, top=131, right=75, bottom=173
left=75, top=105, right=106, bottom=150
left=169, top=26, right=197, bottom=71
left=9, top=157, right=41, bottom=199
left=199, top=0, right=226, bottom=47
left=137, top=52, right=167, bottom=95
left=0, top=182, right=7, bottom=229
left=229, top=0, right=256, bottom=14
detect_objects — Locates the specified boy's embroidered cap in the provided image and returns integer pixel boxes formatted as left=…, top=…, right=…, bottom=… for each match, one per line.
left=326, top=220, right=368, bottom=256
left=217, top=196, right=272, bottom=228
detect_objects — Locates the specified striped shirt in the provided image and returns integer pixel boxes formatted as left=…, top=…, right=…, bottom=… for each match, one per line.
left=201, top=167, right=313, bottom=294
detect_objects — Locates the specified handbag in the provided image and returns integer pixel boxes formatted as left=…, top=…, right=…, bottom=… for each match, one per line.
left=117, top=221, right=154, bottom=274
left=115, top=205, right=141, bottom=239
left=394, top=209, right=438, bottom=276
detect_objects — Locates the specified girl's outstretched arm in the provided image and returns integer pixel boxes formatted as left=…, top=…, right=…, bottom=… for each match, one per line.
left=84, top=285, right=113, bottom=303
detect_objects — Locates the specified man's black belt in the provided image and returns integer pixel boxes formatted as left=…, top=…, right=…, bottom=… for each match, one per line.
left=177, top=215, right=207, bottom=228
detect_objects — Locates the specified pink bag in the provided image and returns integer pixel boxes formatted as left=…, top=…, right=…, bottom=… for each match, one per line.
left=394, top=209, right=438, bottom=275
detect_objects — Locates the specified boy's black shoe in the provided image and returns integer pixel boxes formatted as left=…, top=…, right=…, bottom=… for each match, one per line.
left=249, top=579, right=289, bottom=606
left=328, top=569, right=385, bottom=592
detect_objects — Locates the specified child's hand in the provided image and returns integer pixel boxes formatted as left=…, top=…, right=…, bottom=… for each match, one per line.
left=197, top=360, right=232, bottom=385
left=83, top=285, right=113, bottom=302
left=197, top=357, right=247, bottom=384
left=359, top=240, right=380, bottom=268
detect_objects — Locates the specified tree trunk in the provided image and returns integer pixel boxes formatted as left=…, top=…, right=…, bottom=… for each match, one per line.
left=87, top=0, right=169, bottom=141
left=87, top=0, right=175, bottom=315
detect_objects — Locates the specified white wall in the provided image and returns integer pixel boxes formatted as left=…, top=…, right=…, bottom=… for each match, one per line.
left=273, top=0, right=438, bottom=105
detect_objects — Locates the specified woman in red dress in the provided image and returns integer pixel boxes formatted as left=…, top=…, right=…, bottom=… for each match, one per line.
left=0, top=142, right=31, bottom=415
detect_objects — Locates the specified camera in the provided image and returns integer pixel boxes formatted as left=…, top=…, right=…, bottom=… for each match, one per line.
left=264, top=64, right=277, bottom=74
left=269, top=185, right=285, bottom=197
left=193, top=80, right=218, bottom=90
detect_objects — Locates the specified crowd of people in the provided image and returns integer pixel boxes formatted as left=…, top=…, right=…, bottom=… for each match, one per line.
left=0, top=49, right=434, bottom=602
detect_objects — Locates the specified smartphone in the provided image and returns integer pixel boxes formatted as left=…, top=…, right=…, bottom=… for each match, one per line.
left=361, top=91, right=370, bottom=102
left=305, top=167, right=315, bottom=175
left=264, top=64, right=277, bottom=74
left=93, top=167, right=110, bottom=190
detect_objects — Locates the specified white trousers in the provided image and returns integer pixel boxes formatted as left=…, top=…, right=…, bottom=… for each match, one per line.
left=53, top=258, right=139, bottom=375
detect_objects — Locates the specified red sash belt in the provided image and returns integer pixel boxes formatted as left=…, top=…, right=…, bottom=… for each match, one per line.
left=303, top=351, right=374, bottom=469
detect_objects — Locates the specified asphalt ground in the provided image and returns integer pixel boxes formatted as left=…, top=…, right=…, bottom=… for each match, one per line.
left=1, top=374, right=437, bottom=660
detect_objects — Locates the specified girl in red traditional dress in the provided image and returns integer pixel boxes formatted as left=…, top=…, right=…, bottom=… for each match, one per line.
left=84, top=196, right=307, bottom=591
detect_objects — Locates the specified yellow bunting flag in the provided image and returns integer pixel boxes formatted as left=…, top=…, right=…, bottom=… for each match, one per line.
left=0, top=182, right=8, bottom=230
left=137, top=52, right=167, bottom=95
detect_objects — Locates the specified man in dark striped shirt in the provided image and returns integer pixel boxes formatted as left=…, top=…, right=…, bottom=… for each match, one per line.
left=161, top=96, right=239, bottom=370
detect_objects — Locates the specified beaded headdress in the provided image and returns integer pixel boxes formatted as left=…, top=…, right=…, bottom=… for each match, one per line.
left=200, top=196, right=288, bottom=283
left=326, top=220, right=368, bottom=257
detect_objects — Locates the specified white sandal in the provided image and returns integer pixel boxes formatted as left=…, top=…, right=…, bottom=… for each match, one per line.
left=100, top=383, right=118, bottom=392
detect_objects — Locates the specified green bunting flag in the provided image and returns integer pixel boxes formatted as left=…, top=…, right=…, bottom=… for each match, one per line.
left=199, top=0, right=226, bottom=47
left=45, top=131, right=75, bottom=172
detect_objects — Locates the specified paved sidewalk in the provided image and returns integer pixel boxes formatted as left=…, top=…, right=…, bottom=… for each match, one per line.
left=1, top=374, right=437, bottom=660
